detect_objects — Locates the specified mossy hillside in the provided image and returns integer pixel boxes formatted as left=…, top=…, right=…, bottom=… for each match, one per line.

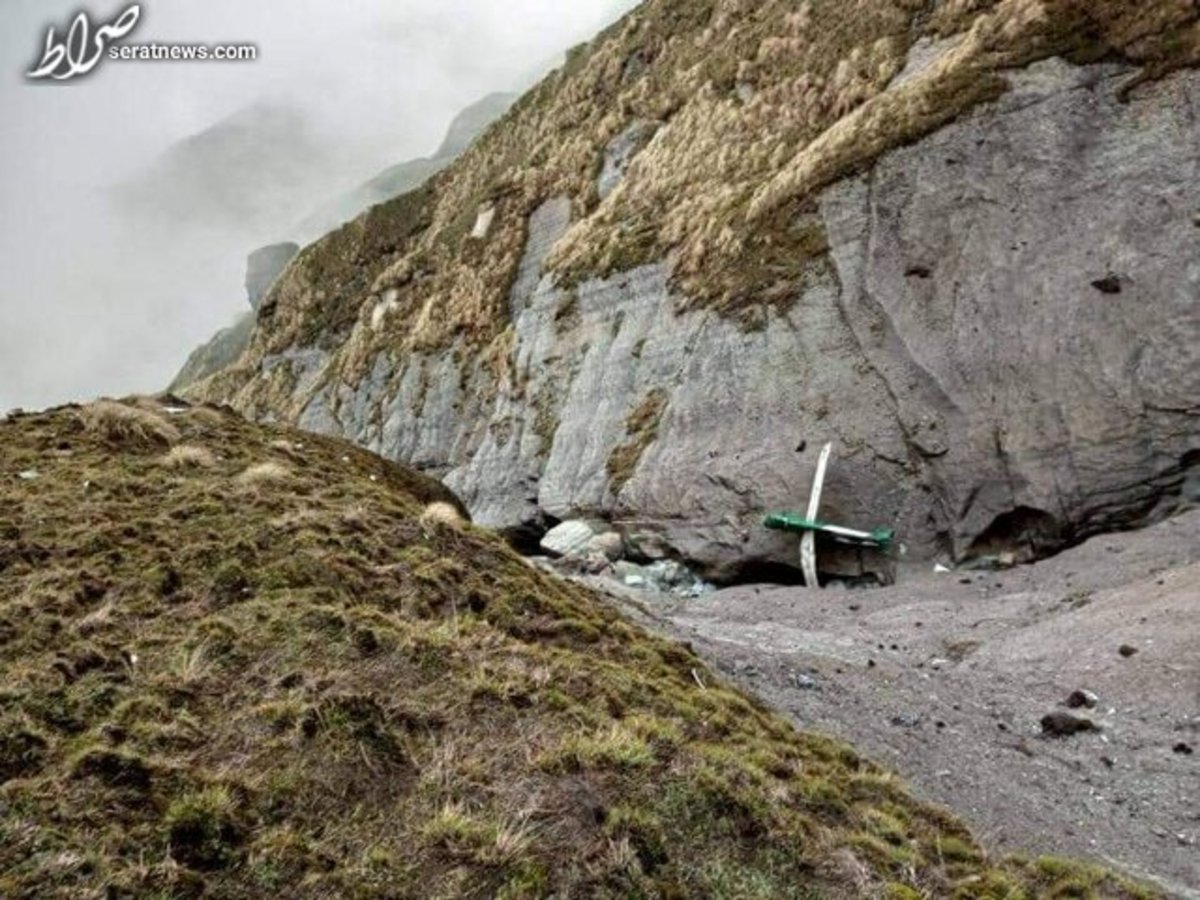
left=193, top=0, right=1199, bottom=414
left=0, top=399, right=1157, bottom=898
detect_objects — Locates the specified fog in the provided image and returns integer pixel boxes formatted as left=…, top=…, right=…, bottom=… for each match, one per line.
left=0, top=0, right=637, bottom=411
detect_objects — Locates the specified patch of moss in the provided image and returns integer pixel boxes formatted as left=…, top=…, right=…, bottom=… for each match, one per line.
left=607, top=387, right=669, bottom=493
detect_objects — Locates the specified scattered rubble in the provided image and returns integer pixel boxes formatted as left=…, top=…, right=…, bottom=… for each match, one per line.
left=646, top=512, right=1200, bottom=889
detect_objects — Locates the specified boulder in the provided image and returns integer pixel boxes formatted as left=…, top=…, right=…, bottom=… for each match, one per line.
left=539, top=520, right=596, bottom=558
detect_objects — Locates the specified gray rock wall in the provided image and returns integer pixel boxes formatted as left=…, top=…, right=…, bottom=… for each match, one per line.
left=242, top=58, right=1200, bottom=580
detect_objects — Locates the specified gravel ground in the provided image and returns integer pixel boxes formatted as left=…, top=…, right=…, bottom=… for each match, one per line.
left=577, top=511, right=1200, bottom=897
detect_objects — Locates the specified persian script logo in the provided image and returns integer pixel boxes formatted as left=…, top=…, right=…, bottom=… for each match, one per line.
left=27, top=4, right=142, bottom=82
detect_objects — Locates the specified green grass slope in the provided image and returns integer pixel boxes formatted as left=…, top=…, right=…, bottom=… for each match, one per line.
left=0, top=399, right=1157, bottom=898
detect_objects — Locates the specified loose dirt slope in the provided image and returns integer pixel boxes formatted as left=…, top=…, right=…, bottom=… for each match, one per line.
left=0, top=399, right=1160, bottom=898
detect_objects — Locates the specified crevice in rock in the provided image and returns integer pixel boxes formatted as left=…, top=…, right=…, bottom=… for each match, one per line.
left=966, top=506, right=1065, bottom=564
left=500, top=513, right=560, bottom=557
left=717, top=559, right=808, bottom=588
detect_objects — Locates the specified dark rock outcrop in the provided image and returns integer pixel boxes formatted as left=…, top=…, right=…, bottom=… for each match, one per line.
left=169, top=313, right=256, bottom=394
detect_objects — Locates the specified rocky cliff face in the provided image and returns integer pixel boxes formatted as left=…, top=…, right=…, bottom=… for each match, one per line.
left=189, top=0, right=1200, bottom=581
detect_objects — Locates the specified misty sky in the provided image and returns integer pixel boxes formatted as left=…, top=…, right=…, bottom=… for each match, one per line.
left=0, top=0, right=637, bottom=411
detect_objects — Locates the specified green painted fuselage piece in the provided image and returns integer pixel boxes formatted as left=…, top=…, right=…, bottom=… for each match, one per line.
left=764, top=513, right=895, bottom=548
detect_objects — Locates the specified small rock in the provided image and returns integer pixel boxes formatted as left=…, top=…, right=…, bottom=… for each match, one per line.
left=623, top=531, right=670, bottom=561
left=17, top=469, right=40, bottom=481
left=648, top=559, right=691, bottom=587
left=540, top=520, right=597, bottom=558
left=891, top=714, right=922, bottom=729
left=623, top=574, right=647, bottom=589
left=1041, top=712, right=1100, bottom=738
left=1100, top=756, right=1115, bottom=769
left=791, top=673, right=820, bottom=691
left=1173, top=742, right=1194, bottom=756
left=1118, top=644, right=1139, bottom=658
left=586, top=531, right=625, bottom=561
left=1065, top=690, right=1099, bottom=709
left=580, top=553, right=612, bottom=576
left=614, top=560, right=648, bottom=582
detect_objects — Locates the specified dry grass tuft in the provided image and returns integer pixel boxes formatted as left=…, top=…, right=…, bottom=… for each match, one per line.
left=78, top=400, right=180, bottom=449
left=607, top=388, right=669, bottom=493
left=234, top=461, right=291, bottom=487
left=160, top=445, right=217, bottom=470
left=184, top=406, right=227, bottom=430
left=419, top=501, right=465, bottom=532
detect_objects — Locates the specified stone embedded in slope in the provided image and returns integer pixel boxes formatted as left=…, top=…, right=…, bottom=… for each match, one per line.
left=587, top=531, right=625, bottom=561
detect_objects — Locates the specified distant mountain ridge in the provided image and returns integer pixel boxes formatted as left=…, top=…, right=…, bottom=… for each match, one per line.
left=293, top=92, right=516, bottom=243
left=112, top=102, right=334, bottom=235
